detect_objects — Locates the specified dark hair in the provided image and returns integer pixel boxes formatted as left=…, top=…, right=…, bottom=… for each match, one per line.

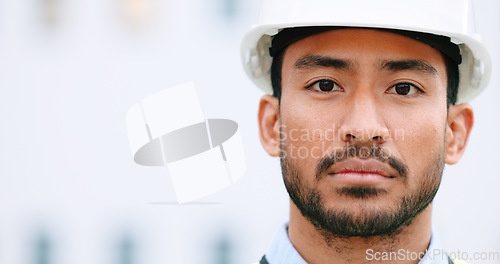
left=270, top=46, right=459, bottom=106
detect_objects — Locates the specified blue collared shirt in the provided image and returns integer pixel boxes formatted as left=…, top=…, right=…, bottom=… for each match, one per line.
left=265, top=223, right=450, bottom=264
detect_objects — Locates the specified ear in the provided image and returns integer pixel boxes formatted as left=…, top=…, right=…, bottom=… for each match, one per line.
left=258, top=95, right=281, bottom=157
left=445, top=103, right=474, bottom=165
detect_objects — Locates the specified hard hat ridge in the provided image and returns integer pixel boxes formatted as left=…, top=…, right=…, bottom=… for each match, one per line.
left=269, top=26, right=463, bottom=65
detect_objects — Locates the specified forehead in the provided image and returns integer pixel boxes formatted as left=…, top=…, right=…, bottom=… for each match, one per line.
left=282, top=28, right=446, bottom=70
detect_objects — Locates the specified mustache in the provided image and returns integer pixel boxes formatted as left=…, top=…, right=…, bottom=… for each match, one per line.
left=316, top=145, right=408, bottom=180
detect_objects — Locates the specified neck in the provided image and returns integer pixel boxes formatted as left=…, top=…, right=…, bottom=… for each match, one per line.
left=288, top=201, right=432, bottom=264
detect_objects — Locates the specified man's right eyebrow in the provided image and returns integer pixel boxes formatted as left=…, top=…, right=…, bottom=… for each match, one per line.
left=294, top=55, right=353, bottom=71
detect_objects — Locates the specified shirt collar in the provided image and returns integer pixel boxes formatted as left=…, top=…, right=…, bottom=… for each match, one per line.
left=265, top=222, right=449, bottom=264
left=265, top=223, right=308, bottom=264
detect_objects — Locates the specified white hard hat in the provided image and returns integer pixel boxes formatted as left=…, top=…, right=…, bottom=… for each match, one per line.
left=241, top=0, right=491, bottom=103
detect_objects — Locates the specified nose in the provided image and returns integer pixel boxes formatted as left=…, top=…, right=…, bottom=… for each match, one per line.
left=338, top=94, right=390, bottom=145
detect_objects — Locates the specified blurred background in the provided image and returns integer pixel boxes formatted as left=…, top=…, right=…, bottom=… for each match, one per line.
left=0, top=0, right=498, bottom=263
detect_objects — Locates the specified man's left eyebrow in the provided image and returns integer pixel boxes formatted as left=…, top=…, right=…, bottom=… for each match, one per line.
left=381, top=59, right=437, bottom=76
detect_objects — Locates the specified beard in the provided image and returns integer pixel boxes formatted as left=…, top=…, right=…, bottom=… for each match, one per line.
left=280, top=142, right=444, bottom=238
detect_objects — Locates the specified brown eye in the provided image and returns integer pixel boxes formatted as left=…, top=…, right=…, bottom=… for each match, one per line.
left=308, top=79, right=342, bottom=92
left=387, top=82, right=421, bottom=96
left=395, top=83, right=411, bottom=95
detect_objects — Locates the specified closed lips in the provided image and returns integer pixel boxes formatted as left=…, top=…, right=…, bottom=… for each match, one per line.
left=328, top=158, right=398, bottom=177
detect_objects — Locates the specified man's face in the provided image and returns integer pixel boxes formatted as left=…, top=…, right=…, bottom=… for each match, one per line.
left=278, top=29, right=449, bottom=237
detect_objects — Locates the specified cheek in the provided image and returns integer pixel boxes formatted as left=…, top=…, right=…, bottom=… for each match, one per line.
left=392, top=113, right=446, bottom=182
left=280, top=104, right=340, bottom=178
left=280, top=117, right=323, bottom=164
